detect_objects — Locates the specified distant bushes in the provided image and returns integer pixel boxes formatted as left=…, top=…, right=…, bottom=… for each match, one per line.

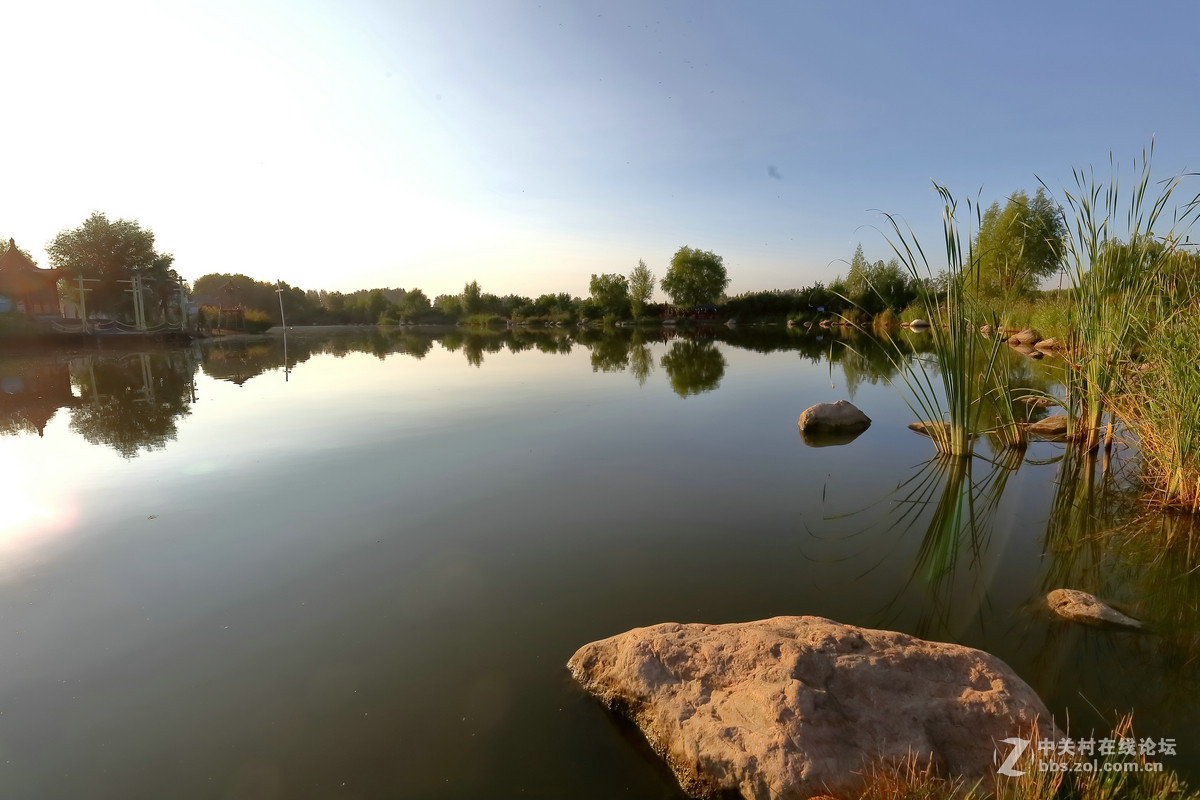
left=242, top=309, right=274, bottom=333
left=724, top=286, right=848, bottom=320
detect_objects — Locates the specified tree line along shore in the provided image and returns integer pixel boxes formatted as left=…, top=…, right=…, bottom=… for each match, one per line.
left=6, top=166, right=1199, bottom=514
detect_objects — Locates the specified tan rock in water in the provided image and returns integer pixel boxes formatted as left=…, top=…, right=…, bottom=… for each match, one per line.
left=568, top=616, right=1057, bottom=800
left=1046, top=589, right=1146, bottom=631
left=1008, top=328, right=1042, bottom=347
left=1021, top=414, right=1070, bottom=438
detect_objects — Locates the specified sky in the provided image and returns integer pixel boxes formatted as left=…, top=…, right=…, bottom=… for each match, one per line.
left=1, top=0, right=1197, bottom=301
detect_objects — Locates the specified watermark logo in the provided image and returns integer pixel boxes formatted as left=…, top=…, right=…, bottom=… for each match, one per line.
left=995, top=737, right=1031, bottom=777
left=993, top=735, right=1177, bottom=777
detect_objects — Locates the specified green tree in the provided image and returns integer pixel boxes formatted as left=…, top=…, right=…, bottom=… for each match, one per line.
left=397, top=288, right=431, bottom=321
left=462, top=280, right=483, bottom=315
left=48, top=212, right=166, bottom=320
left=844, top=244, right=872, bottom=300
left=437, top=294, right=464, bottom=318
left=628, top=259, right=655, bottom=319
left=973, top=188, right=1066, bottom=297
left=588, top=272, right=629, bottom=316
left=841, top=245, right=916, bottom=314
left=660, top=246, right=729, bottom=307
left=365, top=288, right=392, bottom=322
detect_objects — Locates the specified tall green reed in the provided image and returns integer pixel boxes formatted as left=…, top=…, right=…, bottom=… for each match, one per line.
left=1042, top=144, right=1200, bottom=452
left=878, top=184, right=1014, bottom=456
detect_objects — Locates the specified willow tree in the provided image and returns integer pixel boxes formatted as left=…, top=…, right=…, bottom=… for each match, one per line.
left=660, top=246, right=728, bottom=307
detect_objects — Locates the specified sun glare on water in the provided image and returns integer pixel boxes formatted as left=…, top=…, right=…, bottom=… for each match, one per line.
left=0, top=468, right=78, bottom=578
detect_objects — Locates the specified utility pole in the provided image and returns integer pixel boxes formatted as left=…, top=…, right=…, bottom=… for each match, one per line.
left=75, top=276, right=99, bottom=334
left=176, top=277, right=190, bottom=331
left=275, top=286, right=287, bottom=329
left=119, top=272, right=148, bottom=331
left=135, top=272, right=147, bottom=331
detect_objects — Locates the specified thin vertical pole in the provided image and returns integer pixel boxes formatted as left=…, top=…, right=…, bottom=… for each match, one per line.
left=78, top=276, right=89, bottom=334
left=275, top=287, right=287, bottom=329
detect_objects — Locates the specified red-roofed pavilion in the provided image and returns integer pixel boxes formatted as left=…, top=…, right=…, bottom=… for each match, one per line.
left=0, top=239, right=60, bottom=315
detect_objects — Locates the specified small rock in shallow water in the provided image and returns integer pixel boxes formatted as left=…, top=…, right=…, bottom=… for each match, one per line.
left=1020, top=414, right=1070, bottom=438
left=798, top=400, right=871, bottom=435
left=1046, top=589, right=1146, bottom=631
left=906, top=420, right=972, bottom=443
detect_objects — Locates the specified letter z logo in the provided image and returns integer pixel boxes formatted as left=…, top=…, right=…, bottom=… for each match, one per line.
left=995, top=737, right=1031, bottom=777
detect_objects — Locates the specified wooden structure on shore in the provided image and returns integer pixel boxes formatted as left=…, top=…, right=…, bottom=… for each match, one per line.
left=0, top=239, right=61, bottom=316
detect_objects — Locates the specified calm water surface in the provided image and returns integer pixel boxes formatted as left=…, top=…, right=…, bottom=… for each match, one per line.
left=0, top=326, right=1197, bottom=799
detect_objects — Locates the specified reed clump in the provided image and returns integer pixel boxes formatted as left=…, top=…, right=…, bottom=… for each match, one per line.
left=879, top=185, right=1019, bottom=457
left=879, top=146, right=1200, bottom=507
left=1050, top=145, right=1200, bottom=454
left=1047, top=145, right=1200, bottom=509
left=1116, top=303, right=1200, bottom=512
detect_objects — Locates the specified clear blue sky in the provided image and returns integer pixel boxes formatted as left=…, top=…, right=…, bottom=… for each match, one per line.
left=2, top=0, right=1196, bottom=300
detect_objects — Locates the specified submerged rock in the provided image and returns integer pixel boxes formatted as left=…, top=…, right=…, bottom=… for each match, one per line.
left=1034, top=337, right=1061, bottom=351
left=906, top=420, right=972, bottom=443
left=1046, top=589, right=1146, bottom=632
left=568, top=616, right=1057, bottom=800
left=798, top=400, right=871, bottom=435
left=909, top=318, right=931, bottom=329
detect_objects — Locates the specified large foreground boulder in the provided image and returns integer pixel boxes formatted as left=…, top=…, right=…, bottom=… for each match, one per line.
left=1046, top=589, right=1146, bottom=632
left=798, top=400, right=871, bottom=435
left=568, top=616, right=1056, bottom=800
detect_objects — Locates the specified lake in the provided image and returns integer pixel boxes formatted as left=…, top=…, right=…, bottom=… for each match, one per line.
left=0, top=326, right=1196, bottom=799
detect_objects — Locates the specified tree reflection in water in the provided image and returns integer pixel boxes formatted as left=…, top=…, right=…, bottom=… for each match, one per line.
left=0, top=327, right=932, bottom=456
left=69, top=350, right=198, bottom=458
left=660, top=338, right=727, bottom=397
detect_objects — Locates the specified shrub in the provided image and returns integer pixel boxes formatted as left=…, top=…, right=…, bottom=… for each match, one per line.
left=243, top=309, right=274, bottom=333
